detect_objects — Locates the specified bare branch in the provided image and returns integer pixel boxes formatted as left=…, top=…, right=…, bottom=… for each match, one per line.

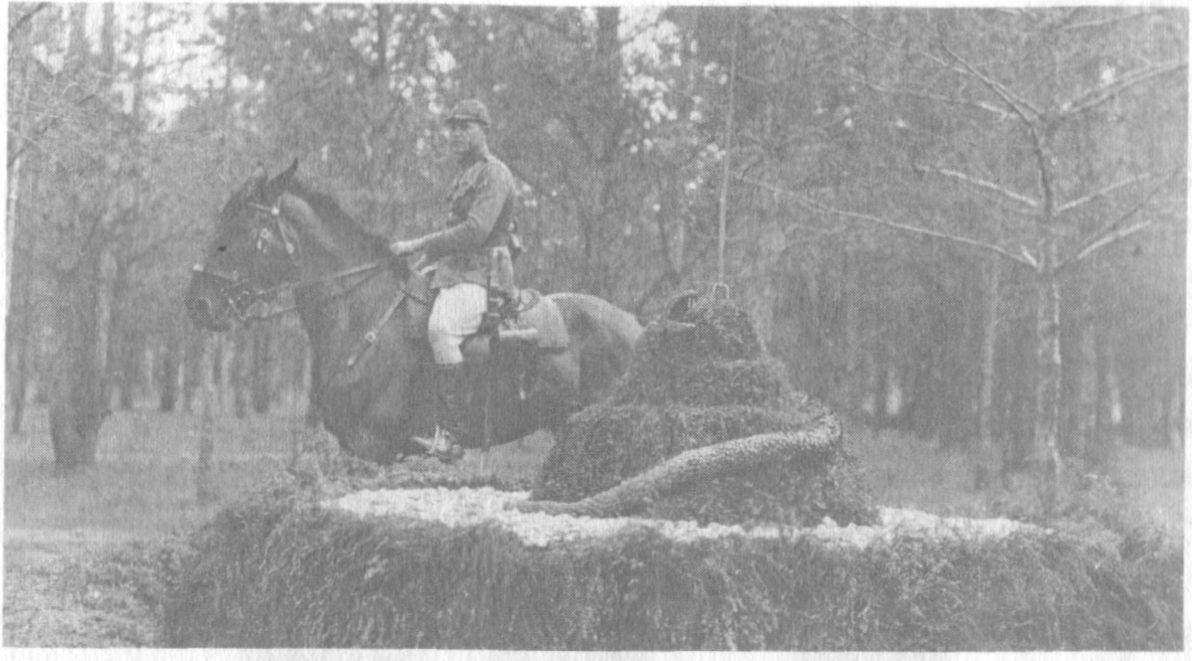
left=9, top=3, right=50, bottom=41
left=843, top=71, right=1012, bottom=120
left=832, top=11, right=960, bottom=74
left=1018, top=246, right=1039, bottom=269
left=1059, top=167, right=1184, bottom=269
left=1059, top=10, right=1157, bottom=32
left=834, top=10, right=1048, bottom=125
left=1056, top=172, right=1158, bottom=215
left=939, top=41, right=1041, bottom=122
left=739, top=175, right=1036, bottom=270
left=1061, top=60, right=1188, bottom=118
left=736, top=71, right=785, bottom=87
left=833, top=11, right=972, bottom=76
left=835, top=11, right=1040, bottom=124
left=915, top=165, right=1040, bottom=210
left=1069, top=220, right=1155, bottom=264
left=7, top=92, right=99, bottom=167
left=832, top=11, right=904, bottom=51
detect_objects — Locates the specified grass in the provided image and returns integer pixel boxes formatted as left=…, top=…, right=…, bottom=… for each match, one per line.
left=850, top=419, right=1184, bottom=534
left=3, top=402, right=1182, bottom=648
left=5, top=404, right=303, bottom=537
left=4, top=403, right=559, bottom=539
left=5, top=405, right=1182, bottom=538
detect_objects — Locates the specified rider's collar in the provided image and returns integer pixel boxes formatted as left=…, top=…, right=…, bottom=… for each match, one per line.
left=457, top=148, right=488, bottom=169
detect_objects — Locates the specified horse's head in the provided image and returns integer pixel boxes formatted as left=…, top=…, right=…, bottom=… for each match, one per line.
left=185, top=160, right=301, bottom=331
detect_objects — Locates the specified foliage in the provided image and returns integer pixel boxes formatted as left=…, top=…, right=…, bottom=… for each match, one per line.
left=6, top=6, right=1184, bottom=485
left=533, top=299, right=876, bottom=527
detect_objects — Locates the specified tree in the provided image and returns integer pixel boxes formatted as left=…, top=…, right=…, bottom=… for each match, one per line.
left=733, top=8, right=1184, bottom=499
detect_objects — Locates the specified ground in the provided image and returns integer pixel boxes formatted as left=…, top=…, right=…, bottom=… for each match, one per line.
left=2, top=404, right=1182, bottom=647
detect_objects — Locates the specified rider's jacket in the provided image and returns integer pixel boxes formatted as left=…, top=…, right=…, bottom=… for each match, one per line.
left=421, top=151, right=517, bottom=290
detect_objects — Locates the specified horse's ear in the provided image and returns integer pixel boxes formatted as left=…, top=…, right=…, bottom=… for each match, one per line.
left=266, top=159, right=299, bottom=196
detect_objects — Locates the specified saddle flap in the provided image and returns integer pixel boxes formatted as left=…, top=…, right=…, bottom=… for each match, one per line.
left=402, top=271, right=434, bottom=340
left=504, top=289, right=569, bottom=350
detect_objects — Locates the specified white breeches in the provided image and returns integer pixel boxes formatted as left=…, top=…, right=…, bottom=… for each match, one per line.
left=427, top=283, right=487, bottom=365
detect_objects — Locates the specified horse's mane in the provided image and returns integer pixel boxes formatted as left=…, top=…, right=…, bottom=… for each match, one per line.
left=283, top=177, right=394, bottom=263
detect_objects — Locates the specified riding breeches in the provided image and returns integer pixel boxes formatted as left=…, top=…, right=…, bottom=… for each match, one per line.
left=427, top=283, right=487, bottom=365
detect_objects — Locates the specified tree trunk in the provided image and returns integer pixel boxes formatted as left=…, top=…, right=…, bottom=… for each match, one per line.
left=1030, top=118, right=1064, bottom=505
left=6, top=271, right=33, bottom=435
left=873, top=345, right=893, bottom=428
left=231, top=328, right=250, bottom=419
left=305, top=347, right=323, bottom=428
left=117, top=326, right=141, bottom=410
left=105, top=258, right=131, bottom=409
left=1033, top=253, right=1063, bottom=508
left=1070, top=317, right=1097, bottom=466
left=974, top=256, right=1001, bottom=488
left=196, top=335, right=217, bottom=503
left=49, top=255, right=108, bottom=470
left=251, top=327, right=273, bottom=414
left=1089, top=332, right=1118, bottom=466
left=7, top=44, right=33, bottom=436
left=159, top=333, right=182, bottom=412
left=1164, top=372, right=1183, bottom=449
left=182, top=332, right=204, bottom=413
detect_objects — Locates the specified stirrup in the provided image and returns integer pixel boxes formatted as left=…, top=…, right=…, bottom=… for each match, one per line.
left=411, top=427, right=464, bottom=463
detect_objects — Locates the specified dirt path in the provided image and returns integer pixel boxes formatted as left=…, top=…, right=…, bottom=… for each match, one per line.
left=4, top=529, right=170, bottom=647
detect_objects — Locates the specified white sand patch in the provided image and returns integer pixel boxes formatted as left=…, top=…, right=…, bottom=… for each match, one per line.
left=333, top=487, right=1037, bottom=549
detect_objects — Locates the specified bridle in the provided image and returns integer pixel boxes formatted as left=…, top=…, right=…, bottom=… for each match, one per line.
left=192, top=197, right=388, bottom=324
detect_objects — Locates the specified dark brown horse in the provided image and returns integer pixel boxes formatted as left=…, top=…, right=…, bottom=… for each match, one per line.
left=184, top=161, right=642, bottom=463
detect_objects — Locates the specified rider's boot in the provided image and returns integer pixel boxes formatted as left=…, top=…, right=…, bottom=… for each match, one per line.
left=429, top=363, right=468, bottom=462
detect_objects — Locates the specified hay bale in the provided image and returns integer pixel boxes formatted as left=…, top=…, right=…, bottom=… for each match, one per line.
left=164, top=484, right=1182, bottom=650
left=532, top=298, right=876, bottom=527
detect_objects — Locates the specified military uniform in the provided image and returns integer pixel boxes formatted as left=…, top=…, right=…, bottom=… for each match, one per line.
left=422, top=151, right=517, bottom=290
left=394, top=99, right=519, bottom=459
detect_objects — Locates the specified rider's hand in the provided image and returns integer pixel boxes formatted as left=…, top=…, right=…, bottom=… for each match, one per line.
left=389, top=238, right=421, bottom=256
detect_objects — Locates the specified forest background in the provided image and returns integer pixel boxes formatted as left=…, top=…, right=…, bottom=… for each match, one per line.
left=5, top=5, right=1186, bottom=526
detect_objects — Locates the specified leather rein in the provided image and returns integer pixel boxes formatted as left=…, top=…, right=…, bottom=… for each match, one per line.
left=193, top=198, right=426, bottom=371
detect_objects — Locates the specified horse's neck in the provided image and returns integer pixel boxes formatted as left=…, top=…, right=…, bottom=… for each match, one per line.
left=293, top=264, right=406, bottom=374
left=282, top=196, right=402, bottom=358
left=291, top=227, right=373, bottom=283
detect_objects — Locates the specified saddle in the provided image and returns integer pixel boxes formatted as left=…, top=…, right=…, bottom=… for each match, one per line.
left=401, top=273, right=570, bottom=352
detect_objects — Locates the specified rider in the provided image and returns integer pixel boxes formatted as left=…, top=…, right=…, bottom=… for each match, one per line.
left=389, top=98, right=519, bottom=457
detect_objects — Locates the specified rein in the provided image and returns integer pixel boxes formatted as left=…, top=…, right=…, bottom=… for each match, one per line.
left=192, top=260, right=388, bottom=324
left=249, top=261, right=387, bottom=322
left=197, top=195, right=431, bottom=375
left=198, top=199, right=394, bottom=324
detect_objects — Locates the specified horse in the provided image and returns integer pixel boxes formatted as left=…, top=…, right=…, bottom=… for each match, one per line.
left=184, top=160, right=643, bottom=464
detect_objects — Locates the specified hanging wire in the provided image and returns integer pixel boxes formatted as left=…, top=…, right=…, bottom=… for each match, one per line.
left=714, top=10, right=740, bottom=300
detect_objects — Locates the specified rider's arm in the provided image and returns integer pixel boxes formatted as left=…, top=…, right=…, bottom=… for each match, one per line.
left=419, top=163, right=510, bottom=260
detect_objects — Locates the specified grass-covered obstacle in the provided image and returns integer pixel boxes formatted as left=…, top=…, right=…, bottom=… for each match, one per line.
left=164, top=475, right=1180, bottom=649
left=524, top=297, right=874, bottom=526
left=163, top=299, right=1181, bottom=650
